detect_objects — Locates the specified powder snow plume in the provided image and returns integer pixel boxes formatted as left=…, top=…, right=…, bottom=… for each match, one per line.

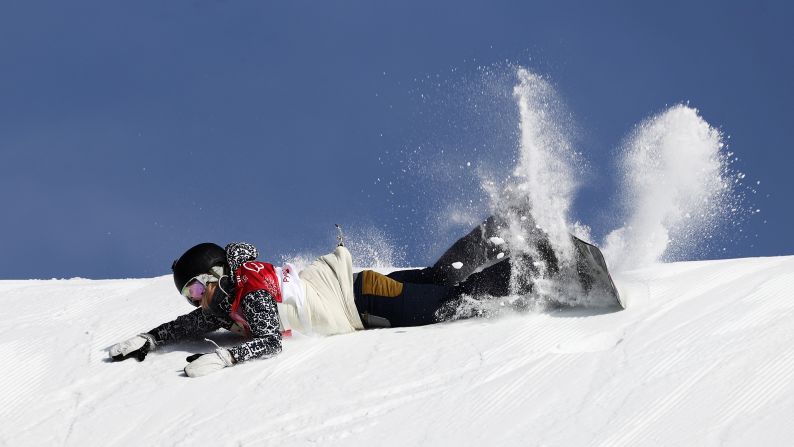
left=510, top=68, right=579, bottom=262
left=486, top=70, right=741, bottom=303
left=483, top=68, right=587, bottom=303
left=487, top=68, right=580, bottom=261
left=602, top=105, right=733, bottom=272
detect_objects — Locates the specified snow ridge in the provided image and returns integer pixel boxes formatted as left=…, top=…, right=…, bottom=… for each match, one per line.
left=2, top=256, right=793, bottom=446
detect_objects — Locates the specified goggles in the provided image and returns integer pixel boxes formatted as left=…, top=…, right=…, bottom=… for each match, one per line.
left=181, top=273, right=216, bottom=306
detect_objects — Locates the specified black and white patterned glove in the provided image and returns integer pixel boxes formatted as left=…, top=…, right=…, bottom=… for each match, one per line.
left=109, top=333, right=156, bottom=362
left=184, top=348, right=235, bottom=377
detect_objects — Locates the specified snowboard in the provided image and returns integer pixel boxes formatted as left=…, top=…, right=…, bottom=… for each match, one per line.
left=426, top=212, right=623, bottom=309
left=571, top=235, right=624, bottom=309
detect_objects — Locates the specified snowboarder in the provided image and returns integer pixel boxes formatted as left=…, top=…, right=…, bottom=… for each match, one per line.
left=109, top=213, right=618, bottom=377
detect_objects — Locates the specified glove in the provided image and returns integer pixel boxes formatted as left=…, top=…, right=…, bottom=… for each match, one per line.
left=109, top=333, right=156, bottom=362
left=184, top=348, right=235, bottom=377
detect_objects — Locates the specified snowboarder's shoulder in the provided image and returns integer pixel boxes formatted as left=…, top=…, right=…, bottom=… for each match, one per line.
left=225, top=242, right=259, bottom=265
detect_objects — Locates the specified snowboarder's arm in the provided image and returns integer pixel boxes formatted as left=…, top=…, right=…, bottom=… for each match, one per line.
left=226, top=289, right=283, bottom=363
left=222, top=242, right=283, bottom=361
left=147, top=308, right=230, bottom=346
left=183, top=290, right=282, bottom=377
left=109, top=310, right=228, bottom=362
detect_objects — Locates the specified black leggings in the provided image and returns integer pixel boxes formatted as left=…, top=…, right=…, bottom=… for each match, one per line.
left=387, top=214, right=557, bottom=285
left=353, top=215, right=553, bottom=328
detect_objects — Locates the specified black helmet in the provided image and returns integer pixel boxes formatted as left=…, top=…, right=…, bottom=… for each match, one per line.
left=171, top=243, right=228, bottom=292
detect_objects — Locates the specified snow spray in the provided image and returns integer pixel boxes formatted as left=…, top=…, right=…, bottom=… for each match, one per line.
left=477, top=71, right=740, bottom=309
left=283, top=226, right=405, bottom=272
left=345, top=226, right=407, bottom=270
left=602, top=105, right=733, bottom=272
left=510, top=68, right=578, bottom=261
left=483, top=68, right=588, bottom=306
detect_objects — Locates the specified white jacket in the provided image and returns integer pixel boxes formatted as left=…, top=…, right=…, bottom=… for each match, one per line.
left=282, top=246, right=363, bottom=336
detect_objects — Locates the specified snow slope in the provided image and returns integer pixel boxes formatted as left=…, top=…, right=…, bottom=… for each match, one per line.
left=1, top=256, right=793, bottom=446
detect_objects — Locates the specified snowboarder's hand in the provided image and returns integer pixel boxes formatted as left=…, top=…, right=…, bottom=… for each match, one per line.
left=109, top=333, right=156, bottom=362
left=184, top=348, right=235, bottom=377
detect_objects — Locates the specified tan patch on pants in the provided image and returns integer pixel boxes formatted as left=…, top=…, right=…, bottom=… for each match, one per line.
left=361, top=270, right=404, bottom=297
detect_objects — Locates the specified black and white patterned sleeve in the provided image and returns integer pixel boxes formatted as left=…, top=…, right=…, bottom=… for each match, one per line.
left=147, top=308, right=232, bottom=345
left=226, top=289, right=283, bottom=363
left=225, top=242, right=259, bottom=276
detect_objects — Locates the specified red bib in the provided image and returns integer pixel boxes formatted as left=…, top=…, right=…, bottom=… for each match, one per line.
left=230, top=261, right=282, bottom=337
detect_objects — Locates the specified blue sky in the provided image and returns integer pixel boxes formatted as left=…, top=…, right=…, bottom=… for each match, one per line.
left=1, top=1, right=791, bottom=279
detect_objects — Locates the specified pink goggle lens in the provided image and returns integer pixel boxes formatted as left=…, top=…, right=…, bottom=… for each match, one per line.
left=183, top=279, right=206, bottom=301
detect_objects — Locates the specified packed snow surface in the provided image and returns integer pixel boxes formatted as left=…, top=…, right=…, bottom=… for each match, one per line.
left=2, top=256, right=794, bottom=446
